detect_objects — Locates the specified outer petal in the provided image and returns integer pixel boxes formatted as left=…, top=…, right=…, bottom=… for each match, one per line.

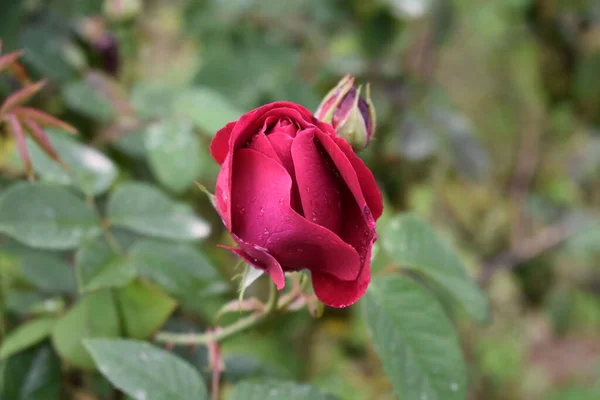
left=231, top=148, right=361, bottom=282
left=220, top=234, right=285, bottom=290
left=311, top=247, right=372, bottom=308
left=213, top=102, right=316, bottom=230
left=210, top=121, right=236, bottom=164
left=291, top=129, right=343, bottom=233
left=335, top=137, right=383, bottom=220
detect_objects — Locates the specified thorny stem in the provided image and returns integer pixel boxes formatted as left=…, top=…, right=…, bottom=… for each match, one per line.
left=155, top=281, right=281, bottom=346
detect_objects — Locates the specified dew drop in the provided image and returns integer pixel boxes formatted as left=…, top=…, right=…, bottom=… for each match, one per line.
left=259, top=207, right=265, bottom=215
left=279, top=197, right=284, bottom=205
left=296, top=248, right=304, bottom=252
left=263, top=228, right=269, bottom=234
left=450, top=383, right=459, bottom=392
left=139, top=352, right=148, bottom=361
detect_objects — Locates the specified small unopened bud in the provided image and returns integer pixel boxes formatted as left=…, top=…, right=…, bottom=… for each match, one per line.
left=315, top=75, right=376, bottom=151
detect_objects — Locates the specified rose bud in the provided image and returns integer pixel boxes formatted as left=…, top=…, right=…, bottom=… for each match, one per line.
left=210, top=102, right=383, bottom=308
left=315, top=75, right=376, bottom=152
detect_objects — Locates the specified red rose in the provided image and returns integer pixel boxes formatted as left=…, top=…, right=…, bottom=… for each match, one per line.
left=210, top=102, right=383, bottom=308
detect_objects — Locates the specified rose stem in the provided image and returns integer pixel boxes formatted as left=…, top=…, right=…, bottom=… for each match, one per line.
left=155, top=280, right=280, bottom=346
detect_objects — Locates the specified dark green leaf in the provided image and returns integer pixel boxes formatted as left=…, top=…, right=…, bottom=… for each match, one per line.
left=382, top=213, right=489, bottom=322
left=0, top=183, right=101, bottom=250
left=107, top=183, right=210, bottom=241
left=364, top=275, right=468, bottom=400
left=0, top=343, right=61, bottom=400
left=129, top=239, right=219, bottom=297
left=84, top=339, right=209, bottom=400
left=75, top=234, right=137, bottom=292
left=15, top=251, right=75, bottom=294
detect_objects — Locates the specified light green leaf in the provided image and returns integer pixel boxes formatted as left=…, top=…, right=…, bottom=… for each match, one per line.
left=364, top=275, right=467, bottom=400
left=173, top=87, right=242, bottom=136
left=0, top=344, right=61, bottom=400
left=227, top=380, right=333, bottom=400
left=75, top=235, right=137, bottom=292
left=382, top=213, right=489, bottom=322
left=27, top=132, right=118, bottom=196
left=129, top=239, right=219, bottom=297
left=145, top=118, right=203, bottom=194
left=0, top=318, right=57, bottom=359
left=116, top=280, right=177, bottom=339
left=84, top=339, right=209, bottom=400
left=51, top=291, right=120, bottom=370
left=0, top=183, right=101, bottom=250
left=107, top=183, right=210, bottom=241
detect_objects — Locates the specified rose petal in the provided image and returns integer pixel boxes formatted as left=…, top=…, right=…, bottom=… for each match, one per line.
left=313, top=129, right=378, bottom=274
left=229, top=102, right=316, bottom=151
left=335, top=137, right=383, bottom=220
left=213, top=102, right=316, bottom=230
left=220, top=235, right=285, bottom=290
left=210, top=121, right=236, bottom=165
left=247, top=131, right=280, bottom=161
left=230, top=148, right=360, bottom=281
left=314, top=129, right=376, bottom=228
left=291, top=129, right=343, bottom=233
left=311, top=247, right=372, bottom=308
left=268, top=132, right=302, bottom=214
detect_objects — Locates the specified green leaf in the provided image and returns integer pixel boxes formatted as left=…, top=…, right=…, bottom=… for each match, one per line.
left=0, top=318, right=57, bottom=359
left=75, top=235, right=137, bottom=292
left=129, top=239, right=219, bottom=297
left=51, top=291, right=120, bottom=370
left=0, top=344, right=61, bottom=400
left=107, top=183, right=210, bottom=241
left=173, top=87, right=242, bottom=136
left=27, top=131, right=118, bottom=196
left=145, top=118, right=203, bottom=194
left=0, top=183, right=101, bottom=250
left=116, top=280, right=177, bottom=339
left=131, top=83, right=178, bottom=119
left=62, top=80, right=114, bottom=122
left=364, top=275, right=468, bottom=400
left=382, top=213, right=489, bottom=322
left=84, top=338, right=209, bottom=400
left=227, top=380, right=333, bottom=400
left=14, top=250, right=76, bottom=294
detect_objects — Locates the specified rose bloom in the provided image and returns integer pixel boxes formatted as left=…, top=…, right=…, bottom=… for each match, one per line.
left=210, top=102, right=383, bottom=307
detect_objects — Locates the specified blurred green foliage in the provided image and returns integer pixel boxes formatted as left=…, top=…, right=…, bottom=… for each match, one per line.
left=0, top=0, right=600, bottom=399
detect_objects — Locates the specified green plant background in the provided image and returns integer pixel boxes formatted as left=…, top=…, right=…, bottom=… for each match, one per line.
left=1, top=0, right=599, bottom=399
